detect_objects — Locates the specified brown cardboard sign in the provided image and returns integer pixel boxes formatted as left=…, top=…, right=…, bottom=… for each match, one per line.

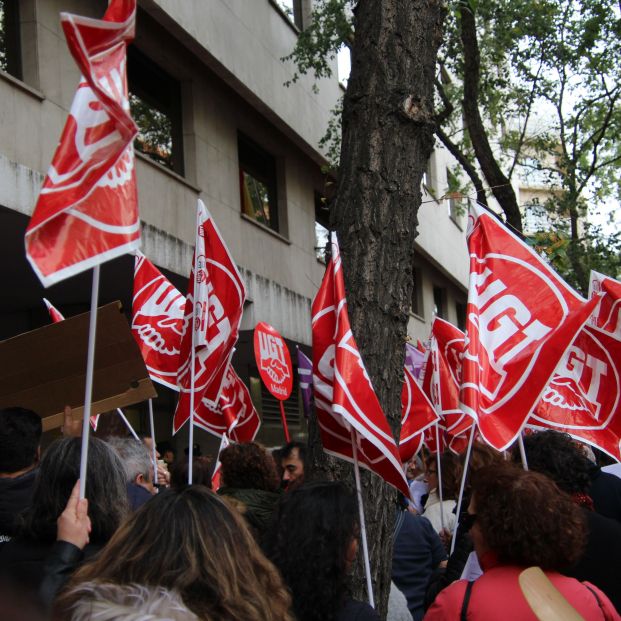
left=0, top=302, right=157, bottom=431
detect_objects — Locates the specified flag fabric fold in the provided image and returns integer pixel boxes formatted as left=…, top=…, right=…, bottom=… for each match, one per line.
left=131, top=252, right=185, bottom=390
left=460, top=204, right=600, bottom=450
left=173, top=199, right=246, bottom=434
left=311, top=233, right=409, bottom=496
left=589, top=270, right=621, bottom=338
left=25, top=0, right=139, bottom=286
left=43, top=298, right=66, bottom=323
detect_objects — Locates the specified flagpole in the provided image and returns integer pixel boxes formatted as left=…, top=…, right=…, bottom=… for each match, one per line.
left=518, top=433, right=529, bottom=471
left=115, top=408, right=140, bottom=442
left=450, top=424, right=476, bottom=555
left=78, top=265, right=100, bottom=500
left=279, top=401, right=291, bottom=442
left=148, top=399, right=158, bottom=485
left=434, top=422, right=445, bottom=532
left=351, top=429, right=375, bottom=609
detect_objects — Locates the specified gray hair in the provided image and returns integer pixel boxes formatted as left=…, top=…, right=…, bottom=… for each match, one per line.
left=106, top=437, right=152, bottom=484
left=66, top=582, right=198, bottom=621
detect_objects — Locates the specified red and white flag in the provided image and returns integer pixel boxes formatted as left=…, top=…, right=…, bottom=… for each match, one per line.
left=194, top=363, right=261, bottom=443
left=589, top=270, right=621, bottom=339
left=311, top=234, right=409, bottom=496
left=528, top=324, right=621, bottom=460
left=399, top=366, right=439, bottom=462
left=131, top=252, right=185, bottom=390
left=211, top=434, right=230, bottom=492
left=25, top=0, right=139, bottom=287
left=173, top=200, right=246, bottom=433
left=460, top=204, right=600, bottom=450
left=43, top=298, right=65, bottom=323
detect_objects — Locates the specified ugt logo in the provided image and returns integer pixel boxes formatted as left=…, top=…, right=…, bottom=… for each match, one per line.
left=258, top=332, right=290, bottom=385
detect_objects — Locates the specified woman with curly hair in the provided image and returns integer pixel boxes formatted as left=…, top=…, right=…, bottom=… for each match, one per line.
left=265, top=481, right=380, bottom=621
left=424, top=463, right=618, bottom=620
left=54, top=486, right=293, bottom=621
left=217, top=442, right=281, bottom=540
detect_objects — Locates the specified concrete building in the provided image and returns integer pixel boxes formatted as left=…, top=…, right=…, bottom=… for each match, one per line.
left=0, top=0, right=468, bottom=451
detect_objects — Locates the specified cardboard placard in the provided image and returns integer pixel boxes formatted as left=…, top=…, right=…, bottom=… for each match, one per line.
left=0, top=302, right=156, bottom=431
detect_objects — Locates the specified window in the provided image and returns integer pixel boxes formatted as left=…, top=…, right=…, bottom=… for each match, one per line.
left=239, top=133, right=279, bottom=232
left=0, top=0, right=21, bottom=79
left=433, top=286, right=446, bottom=319
left=314, top=192, right=329, bottom=262
left=411, top=267, right=423, bottom=317
left=274, top=0, right=304, bottom=30
left=456, top=301, right=467, bottom=331
left=523, top=199, right=549, bottom=233
left=127, top=46, right=184, bottom=175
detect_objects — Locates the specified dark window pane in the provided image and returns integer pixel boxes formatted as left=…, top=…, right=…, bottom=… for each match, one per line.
left=0, top=0, right=22, bottom=79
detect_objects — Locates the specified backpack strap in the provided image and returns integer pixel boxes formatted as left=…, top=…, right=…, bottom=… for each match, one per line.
left=460, top=580, right=475, bottom=621
left=584, top=583, right=604, bottom=612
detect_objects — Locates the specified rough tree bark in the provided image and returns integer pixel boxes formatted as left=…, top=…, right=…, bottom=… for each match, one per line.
left=306, top=0, right=446, bottom=615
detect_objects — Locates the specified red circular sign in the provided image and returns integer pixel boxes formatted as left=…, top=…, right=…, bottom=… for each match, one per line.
left=253, top=322, right=293, bottom=400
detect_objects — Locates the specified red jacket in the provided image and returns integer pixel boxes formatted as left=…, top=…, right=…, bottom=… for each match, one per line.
left=424, top=564, right=620, bottom=621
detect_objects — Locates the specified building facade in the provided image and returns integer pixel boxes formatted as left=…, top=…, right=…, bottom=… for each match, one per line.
left=0, top=0, right=468, bottom=451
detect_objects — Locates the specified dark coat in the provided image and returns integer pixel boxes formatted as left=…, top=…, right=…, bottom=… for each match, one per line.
left=0, top=468, right=37, bottom=542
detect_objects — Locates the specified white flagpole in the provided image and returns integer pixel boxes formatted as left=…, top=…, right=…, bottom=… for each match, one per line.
left=188, top=206, right=200, bottom=486
left=434, top=422, right=445, bottom=532
left=78, top=265, right=100, bottom=500
left=115, top=408, right=140, bottom=442
left=351, top=429, right=375, bottom=609
left=518, top=433, right=529, bottom=471
left=148, top=399, right=158, bottom=485
left=450, top=424, right=476, bottom=555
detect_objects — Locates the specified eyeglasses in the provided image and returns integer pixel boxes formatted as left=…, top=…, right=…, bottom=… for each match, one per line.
left=462, top=512, right=477, bottom=532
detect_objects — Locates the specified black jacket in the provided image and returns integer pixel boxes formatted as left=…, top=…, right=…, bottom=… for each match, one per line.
left=0, top=468, right=37, bottom=542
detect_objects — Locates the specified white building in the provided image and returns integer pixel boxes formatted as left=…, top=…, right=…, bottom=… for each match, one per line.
left=0, top=0, right=468, bottom=450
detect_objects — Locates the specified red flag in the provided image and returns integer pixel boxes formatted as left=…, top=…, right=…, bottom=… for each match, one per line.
left=528, top=324, right=621, bottom=461
left=399, top=366, right=439, bottom=462
left=43, top=298, right=65, bottom=323
left=460, top=205, right=600, bottom=450
left=173, top=200, right=246, bottom=433
left=131, top=252, right=185, bottom=390
left=25, top=0, right=139, bottom=287
left=211, top=434, right=230, bottom=492
left=311, top=234, right=409, bottom=496
left=589, top=270, right=621, bottom=338
left=194, top=364, right=260, bottom=443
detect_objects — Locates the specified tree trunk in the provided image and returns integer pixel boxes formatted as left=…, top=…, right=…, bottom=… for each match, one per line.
left=307, top=0, right=446, bottom=615
left=459, top=0, right=523, bottom=233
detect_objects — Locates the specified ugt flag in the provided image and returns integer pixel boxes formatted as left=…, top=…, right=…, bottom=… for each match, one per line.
left=312, top=233, right=409, bottom=496
left=173, top=200, right=246, bottom=433
left=529, top=324, right=621, bottom=461
left=460, top=204, right=599, bottom=450
left=589, top=270, right=621, bottom=338
left=26, top=0, right=139, bottom=287
left=132, top=252, right=186, bottom=390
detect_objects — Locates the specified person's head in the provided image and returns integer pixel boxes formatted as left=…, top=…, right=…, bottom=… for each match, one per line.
left=63, top=583, right=198, bottom=621
left=0, top=407, right=42, bottom=475
left=518, top=431, right=592, bottom=495
left=265, top=481, right=359, bottom=621
left=56, top=487, right=292, bottom=621
left=220, top=442, right=279, bottom=492
left=280, top=442, right=306, bottom=489
left=468, top=463, right=587, bottom=570
left=23, top=437, right=128, bottom=544
left=107, top=437, right=155, bottom=494
left=405, top=454, right=423, bottom=480
left=468, top=442, right=504, bottom=472
left=170, top=456, right=213, bottom=491
left=140, top=434, right=160, bottom=460
left=157, top=441, right=175, bottom=465
left=424, top=451, right=462, bottom=499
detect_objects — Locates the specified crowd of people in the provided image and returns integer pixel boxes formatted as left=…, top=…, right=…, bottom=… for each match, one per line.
left=1, top=405, right=620, bottom=620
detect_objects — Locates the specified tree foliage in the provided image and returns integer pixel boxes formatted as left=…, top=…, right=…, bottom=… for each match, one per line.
left=286, top=0, right=621, bottom=293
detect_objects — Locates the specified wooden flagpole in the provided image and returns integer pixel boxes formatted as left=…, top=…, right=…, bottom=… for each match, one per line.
left=78, top=265, right=100, bottom=499
left=450, top=424, right=476, bottom=555
left=279, top=401, right=291, bottom=442
left=351, top=429, right=375, bottom=609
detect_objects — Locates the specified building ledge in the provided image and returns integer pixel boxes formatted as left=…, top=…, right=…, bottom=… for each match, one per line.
left=240, top=213, right=291, bottom=245
left=0, top=69, right=45, bottom=101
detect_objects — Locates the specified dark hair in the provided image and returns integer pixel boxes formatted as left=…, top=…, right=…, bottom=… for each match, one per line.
left=56, top=487, right=293, bottom=621
left=280, top=441, right=306, bottom=464
left=265, top=481, right=359, bottom=621
left=220, top=443, right=279, bottom=492
left=22, top=437, right=128, bottom=543
left=0, top=407, right=42, bottom=473
left=472, top=463, right=587, bottom=570
left=518, top=430, right=592, bottom=494
left=467, top=442, right=503, bottom=472
left=170, top=456, right=213, bottom=491
left=425, top=451, right=463, bottom=499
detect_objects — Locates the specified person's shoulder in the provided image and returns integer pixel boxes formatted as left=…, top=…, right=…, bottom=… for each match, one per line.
left=423, top=579, right=469, bottom=620
left=337, top=598, right=381, bottom=621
